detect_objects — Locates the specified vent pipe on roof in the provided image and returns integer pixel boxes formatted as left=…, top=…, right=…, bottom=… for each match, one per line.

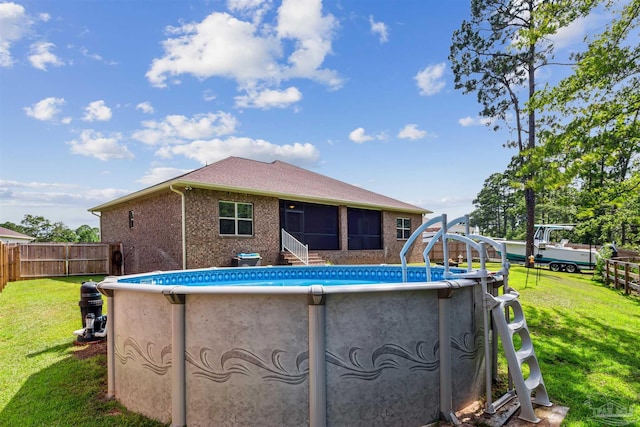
left=170, top=185, right=187, bottom=270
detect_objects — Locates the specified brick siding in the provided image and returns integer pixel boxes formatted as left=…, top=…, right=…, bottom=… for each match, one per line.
left=100, top=191, right=182, bottom=274
left=101, top=188, right=428, bottom=274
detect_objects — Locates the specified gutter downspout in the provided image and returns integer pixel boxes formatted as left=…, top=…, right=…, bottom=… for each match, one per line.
left=170, top=185, right=187, bottom=270
left=90, top=211, right=102, bottom=241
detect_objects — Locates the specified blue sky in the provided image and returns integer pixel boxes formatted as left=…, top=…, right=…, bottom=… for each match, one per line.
left=0, top=0, right=611, bottom=228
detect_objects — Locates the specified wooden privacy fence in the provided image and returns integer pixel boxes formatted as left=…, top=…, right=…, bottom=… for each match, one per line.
left=427, top=240, right=499, bottom=262
left=19, top=243, right=111, bottom=278
left=0, top=242, right=123, bottom=287
left=0, top=243, right=15, bottom=292
left=605, top=257, right=640, bottom=295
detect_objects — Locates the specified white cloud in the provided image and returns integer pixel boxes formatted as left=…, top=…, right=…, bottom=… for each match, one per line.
left=23, top=97, right=65, bottom=121
left=146, top=12, right=282, bottom=88
left=415, top=62, right=446, bottom=96
left=79, top=46, right=117, bottom=65
left=38, top=12, right=50, bottom=22
left=28, top=41, right=64, bottom=70
left=138, top=167, right=193, bottom=185
left=156, top=136, right=320, bottom=167
left=227, top=0, right=269, bottom=11
left=349, top=127, right=373, bottom=143
left=132, top=112, right=239, bottom=145
left=0, top=2, right=32, bottom=67
left=547, top=13, right=605, bottom=49
left=458, top=116, right=493, bottom=127
left=277, top=0, right=340, bottom=86
left=203, top=90, right=217, bottom=101
left=235, top=86, right=302, bottom=109
left=80, top=47, right=102, bottom=61
left=67, top=130, right=134, bottom=161
left=0, top=179, right=130, bottom=226
left=227, top=0, right=272, bottom=23
left=0, top=179, right=78, bottom=189
left=136, top=102, right=154, bottom=114
left=146, top=0, right=340, bottom=106
left=82, top=100, right=112, bottom=122
left=369, top=15, right=388, bottom=44
left=397, top=124, right=427, bottom=140
left=348, top=127, right=387, bottom=144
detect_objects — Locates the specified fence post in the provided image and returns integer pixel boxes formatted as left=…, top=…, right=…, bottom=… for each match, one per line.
left=605, top=260, right=610, bottom=286
left=613, top=261, right=619, bottom=289
left=65, top=242, right=69, bottom=277
left=0, top=243, right=6, bottom=292
left=624, top=263, right=630, bottom=295
left=11, top=246, right=20, bottom=281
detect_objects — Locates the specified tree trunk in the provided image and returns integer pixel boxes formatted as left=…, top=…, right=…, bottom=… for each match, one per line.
left=525, top=5, right=537, bottom=267
left=525, top=187, right=536, bottom=265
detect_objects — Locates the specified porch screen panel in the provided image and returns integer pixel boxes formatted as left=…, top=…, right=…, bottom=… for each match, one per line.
left=304, top=204, right=339, bottom=250
left=347, top=208, right=382, bottom=250
left=280, top=200, right=339, bottom=250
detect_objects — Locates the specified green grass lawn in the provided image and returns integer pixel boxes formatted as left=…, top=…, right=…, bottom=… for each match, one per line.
left=500, top=265, right=640, bottom=426
left=0, top=268, right=638, bottom=426
left=0, top=276, right=166, bottom=427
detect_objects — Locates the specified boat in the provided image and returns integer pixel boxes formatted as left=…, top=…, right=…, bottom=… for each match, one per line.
left=497, top=224, right=599, bottom=273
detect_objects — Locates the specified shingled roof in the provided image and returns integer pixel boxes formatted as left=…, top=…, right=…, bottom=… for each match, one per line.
left=90, top=157, right=430, bottom=214
left=0, top=226, right=35, bottom=242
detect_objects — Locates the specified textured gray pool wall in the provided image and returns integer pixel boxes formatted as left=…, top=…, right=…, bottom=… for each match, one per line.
left=325, top=290, right=441, bottom=425
left=185, top=294, right=310, bottom=426
left=104, top=281, right=487, bottom=427
left=112, top=291, right=172, bottom=423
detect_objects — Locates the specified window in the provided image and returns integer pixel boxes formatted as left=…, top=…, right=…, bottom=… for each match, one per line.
left=128, top=210, right=134, bottom=228
left=347, top=208, right=382, bottom=250
left=219, top=201, right=253, bottom=236
left=397, top=218, right=411, bottom=240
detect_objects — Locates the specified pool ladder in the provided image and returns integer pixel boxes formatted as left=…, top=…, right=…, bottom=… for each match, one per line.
left=400, top=213, right=551, bottom=423
left=485, top=290, right=552, bottom=423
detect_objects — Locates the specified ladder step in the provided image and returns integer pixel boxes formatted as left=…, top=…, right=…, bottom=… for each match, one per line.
left=507, top=319, right=526, bottom=332
left=490, top=293, right=552, bottom=423
left=494, top=293, right=519, bottom=303
left=515, top=346, right=534, bottom=363
left=524, top=371, right=543, bottom=390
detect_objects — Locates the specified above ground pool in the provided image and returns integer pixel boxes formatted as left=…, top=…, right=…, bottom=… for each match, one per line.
left=98, top=263, right=500, bottom=427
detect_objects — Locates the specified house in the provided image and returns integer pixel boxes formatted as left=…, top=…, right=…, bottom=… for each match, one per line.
left=0, top=226, right=35, bottom=244
left=89, top=157, right=431, bottom=274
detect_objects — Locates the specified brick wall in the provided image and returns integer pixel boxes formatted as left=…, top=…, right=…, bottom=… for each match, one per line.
left=100, top=191, right=182, bottom=274
left=101, top=187, right=430, bottom=272
left=184, top=189, right=281, bottom=268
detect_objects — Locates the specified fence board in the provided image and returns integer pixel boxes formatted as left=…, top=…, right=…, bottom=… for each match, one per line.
left=0, top=243, right=20, bottom=289
left=17, top=243, right=110, bottom=278
left=0, top=243, right=7, bottom=292
left=425, top=240, right=499, bottom=262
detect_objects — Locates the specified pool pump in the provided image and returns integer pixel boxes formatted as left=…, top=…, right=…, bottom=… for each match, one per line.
left=73, top=281, right=107, bottom=343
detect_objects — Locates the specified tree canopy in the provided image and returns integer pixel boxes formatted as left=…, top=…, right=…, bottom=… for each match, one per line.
left=530, top=0, right=640, bottom=246
left=1, top=215, right=100, bottom=243
left=467, top=0, right=640, bottom=249
left=450, top=0, right=598, bottom=259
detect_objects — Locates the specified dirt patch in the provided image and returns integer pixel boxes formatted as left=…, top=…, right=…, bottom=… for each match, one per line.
left=73, top=339, right=107, bottom=360
left=432, top=400, right=568, bottom=427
